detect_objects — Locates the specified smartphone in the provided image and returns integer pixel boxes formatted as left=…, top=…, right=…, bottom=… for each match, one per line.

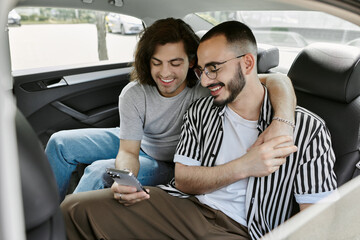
left=105, top=168, right=149, bottom=194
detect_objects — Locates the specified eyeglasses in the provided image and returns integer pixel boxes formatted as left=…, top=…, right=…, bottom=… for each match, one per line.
left=193, top=54, right=246, bottom=80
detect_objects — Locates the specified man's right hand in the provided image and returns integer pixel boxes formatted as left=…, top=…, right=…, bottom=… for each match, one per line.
left=238, top=135, right=297, bottom=178
left=111, top=182, right=150, bottom=206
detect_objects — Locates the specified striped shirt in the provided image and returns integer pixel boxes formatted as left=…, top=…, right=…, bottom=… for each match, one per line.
left=160, top=87, right=337, bottom=239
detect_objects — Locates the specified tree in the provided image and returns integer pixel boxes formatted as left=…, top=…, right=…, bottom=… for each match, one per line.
left=95, top=12, right=108, bottom=61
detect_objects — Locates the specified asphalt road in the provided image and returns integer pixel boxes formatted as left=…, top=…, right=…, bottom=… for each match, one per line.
left=8, top=24, right=139, bottom=71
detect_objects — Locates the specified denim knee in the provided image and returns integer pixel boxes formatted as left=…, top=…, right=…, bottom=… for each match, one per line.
left=83, top=161, right=107, bottom=176
left=45, top=131, right=72, bottom=155
left=45, top=132, right=60, bottom=151
left=74, top=159, right=115, bottom=193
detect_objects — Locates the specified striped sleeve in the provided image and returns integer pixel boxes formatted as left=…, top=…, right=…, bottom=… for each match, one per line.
left=175, top=107, right=201, bottom=162
left=294, top=114, right=337, bottom=196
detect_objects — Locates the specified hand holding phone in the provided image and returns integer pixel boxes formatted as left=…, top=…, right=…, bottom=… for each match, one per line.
left=106, top=168, right=149, bottom=194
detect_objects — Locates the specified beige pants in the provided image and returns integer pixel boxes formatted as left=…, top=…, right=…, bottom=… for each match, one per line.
left=61, top=187, right=250, bottom=240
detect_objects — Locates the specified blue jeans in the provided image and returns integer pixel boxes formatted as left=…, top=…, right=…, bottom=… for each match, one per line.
left=74, top=150, right=174, bottom=193
left=45, top=127, right=174, bottom=201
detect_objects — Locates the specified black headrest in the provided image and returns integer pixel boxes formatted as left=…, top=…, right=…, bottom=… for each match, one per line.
left=195, top=30, right=279, bottom=73
left=288, top=42, right=360, bottom=103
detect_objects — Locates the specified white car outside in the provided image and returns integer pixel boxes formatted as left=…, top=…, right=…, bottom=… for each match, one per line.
left=106, top=13, right=143, bottom=34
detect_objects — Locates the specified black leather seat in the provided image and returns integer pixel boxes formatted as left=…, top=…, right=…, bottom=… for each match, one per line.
left=16, top=110, right=66, bottom=240
left=288, top=42, right=360, bottom=187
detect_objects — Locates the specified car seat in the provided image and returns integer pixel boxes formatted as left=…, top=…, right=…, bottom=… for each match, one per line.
left=16, top=109, right=66, bottom=240
left=288, top=42, right=360, bottom=187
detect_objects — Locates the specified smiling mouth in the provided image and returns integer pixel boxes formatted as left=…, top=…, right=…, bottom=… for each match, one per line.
left=209, top=86, right=221, bottom=92
left=160, top=78, right=175, bottom=83
left=207, top=83, right=224, bottom=94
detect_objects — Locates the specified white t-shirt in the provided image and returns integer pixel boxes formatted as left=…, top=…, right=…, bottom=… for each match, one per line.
left=119, top=81, right=209, bottom=161
left=175, top=106, right=259, bottom=226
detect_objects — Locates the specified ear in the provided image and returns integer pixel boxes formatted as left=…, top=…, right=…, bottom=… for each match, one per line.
left=242, top=54, right=256, bottom=75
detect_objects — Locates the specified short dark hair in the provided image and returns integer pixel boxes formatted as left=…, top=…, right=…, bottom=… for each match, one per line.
left=131, top=18, right=199, bottom=87
left=201, top=21, right=257, bottom=59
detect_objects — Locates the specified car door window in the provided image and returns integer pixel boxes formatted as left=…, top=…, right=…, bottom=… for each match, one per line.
left=8, top=8, right=144, bottom=71
left=187, top=11, right=360, bottom=71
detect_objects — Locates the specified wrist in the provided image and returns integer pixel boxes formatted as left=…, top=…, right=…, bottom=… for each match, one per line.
left=230, top=158, right=249, bottom=180
left=272, top=117, right=295, bottom=128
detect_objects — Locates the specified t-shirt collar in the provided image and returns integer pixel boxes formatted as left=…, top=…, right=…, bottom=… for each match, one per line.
left=216, top=85, right=273, bottom=133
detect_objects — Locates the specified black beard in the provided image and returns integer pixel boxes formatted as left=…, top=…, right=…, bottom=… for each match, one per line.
left=213, top=64, right=246, bottom=107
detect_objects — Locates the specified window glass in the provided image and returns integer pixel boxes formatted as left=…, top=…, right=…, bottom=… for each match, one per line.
left=8, top=7, right=143, bottom=71
left=186, top=11, right=360, bottom=70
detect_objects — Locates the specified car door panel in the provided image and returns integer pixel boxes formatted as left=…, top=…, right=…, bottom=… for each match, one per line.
left=13, top=63, right=131, bottom=146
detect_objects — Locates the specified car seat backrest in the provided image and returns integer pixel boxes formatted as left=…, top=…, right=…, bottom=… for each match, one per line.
left=16, top=110, right=66, bottom=240
left=195, top=30, right=279, bottom=73
left=288, top=42, right=360, bottom=186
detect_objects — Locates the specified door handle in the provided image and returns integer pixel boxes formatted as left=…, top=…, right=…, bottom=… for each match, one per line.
left=44, top=78, right=68, bottom=88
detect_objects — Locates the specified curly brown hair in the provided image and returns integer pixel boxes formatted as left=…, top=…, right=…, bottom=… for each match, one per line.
left=130, top=18, right=199, bottom=88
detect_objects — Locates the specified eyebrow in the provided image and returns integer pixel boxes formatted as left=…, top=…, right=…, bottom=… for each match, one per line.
left=196, top=61, right=223, bottom=70
left=204, top=61, right=223, bottom=67
left=151, top=57, right=185, bottom=63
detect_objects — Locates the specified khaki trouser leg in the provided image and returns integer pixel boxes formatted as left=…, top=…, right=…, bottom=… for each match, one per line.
left=61, top=187, right=250, bottom=240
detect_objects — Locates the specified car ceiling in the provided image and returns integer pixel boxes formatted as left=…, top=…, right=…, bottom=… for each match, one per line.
left=14, top=0, right=360, bottom=26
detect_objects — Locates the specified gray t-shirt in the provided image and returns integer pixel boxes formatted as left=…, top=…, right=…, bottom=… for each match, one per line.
left=119, top=81, right=209, bottom=162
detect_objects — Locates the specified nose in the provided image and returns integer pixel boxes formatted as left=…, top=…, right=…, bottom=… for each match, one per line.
left=159, top=63, right=171, bottom=78
left=200, top=71, right=214, bottom=88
